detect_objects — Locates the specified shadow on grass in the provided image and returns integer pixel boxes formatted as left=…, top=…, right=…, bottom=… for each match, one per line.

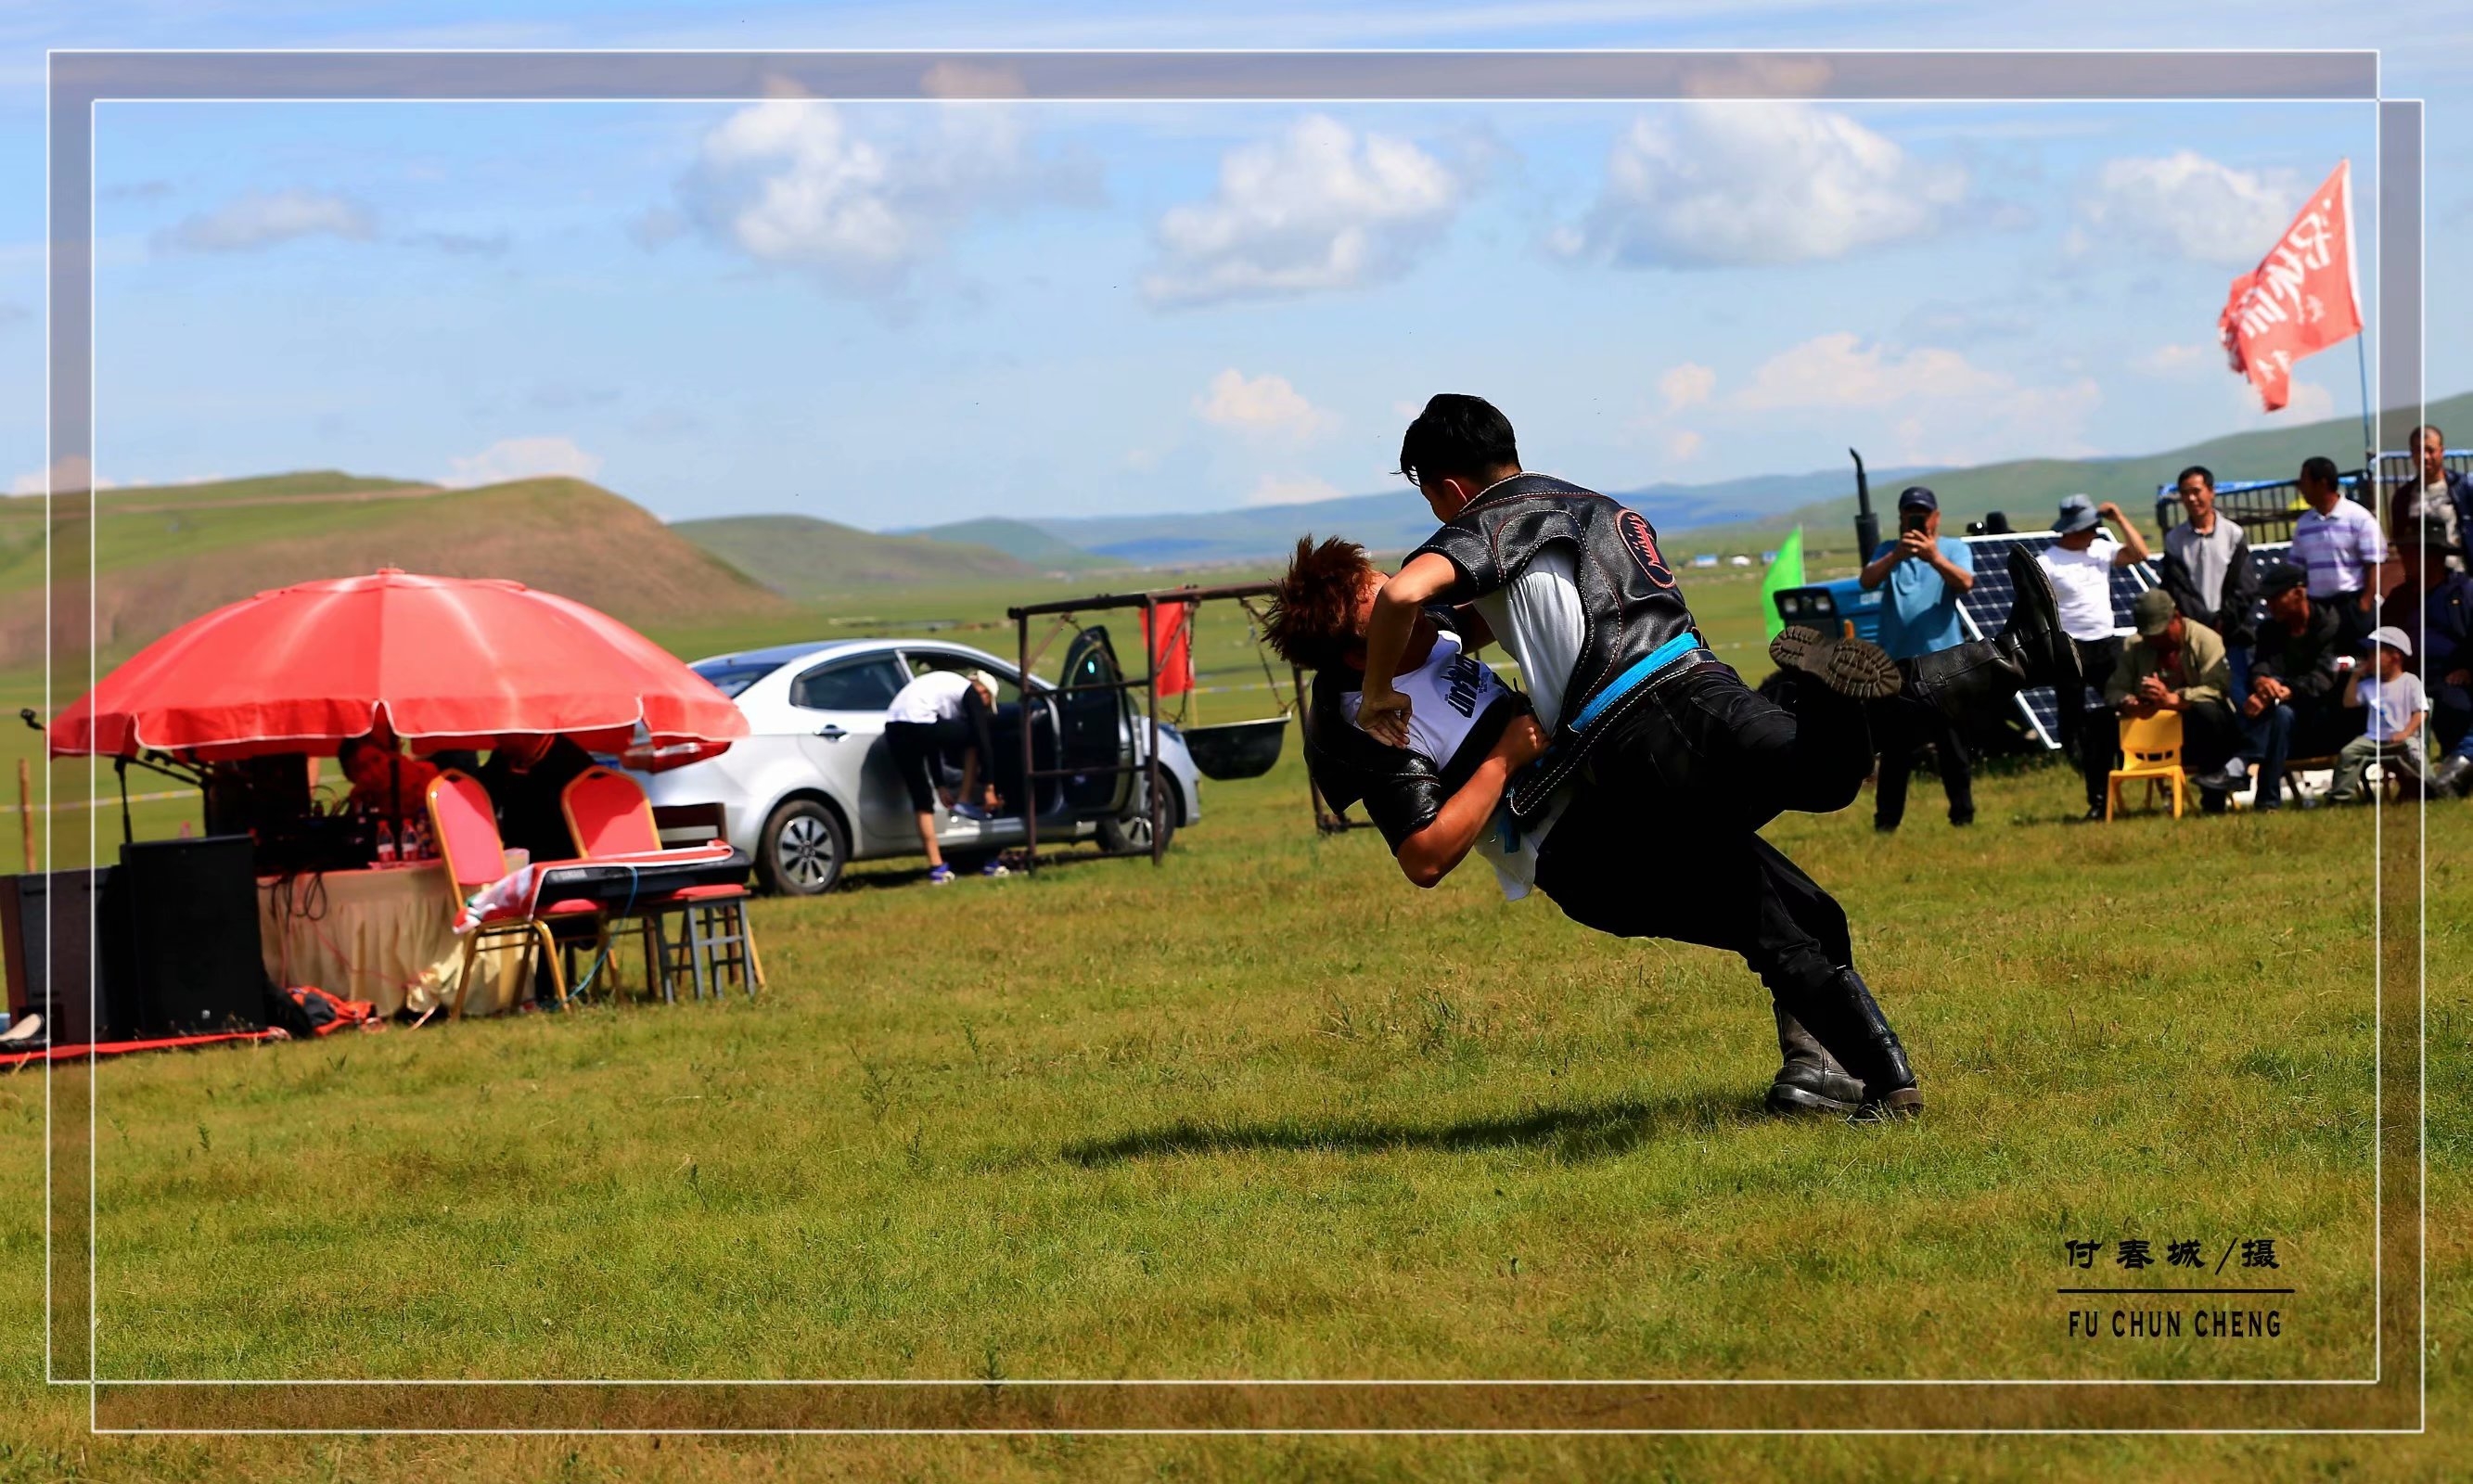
left=1061, top=1090, right=1766, bottom=1168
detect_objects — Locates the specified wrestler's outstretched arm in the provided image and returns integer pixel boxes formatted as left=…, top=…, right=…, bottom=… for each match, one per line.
left=1358, top=552, right=1460, bottom=747
left=1394, top=714, right=1548, bottom=889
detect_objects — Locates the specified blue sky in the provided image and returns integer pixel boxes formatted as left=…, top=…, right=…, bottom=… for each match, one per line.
left=4, top=3, right=2467, bottom=530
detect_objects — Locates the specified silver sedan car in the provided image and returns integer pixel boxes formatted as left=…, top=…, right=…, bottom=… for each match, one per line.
left=639, top=633, right=1203, bottom=894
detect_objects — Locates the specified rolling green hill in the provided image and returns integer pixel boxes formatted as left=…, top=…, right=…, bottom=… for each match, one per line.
left=1, top=471, right=794, bottom=671
left=906, top=517, right=1129, bottom=572
left=669, top=514, right=1045, bottom=599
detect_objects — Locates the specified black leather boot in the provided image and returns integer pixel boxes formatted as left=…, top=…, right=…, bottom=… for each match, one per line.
left=1779, top=967, right=1922, bottom=1119
left=1766, top=1005, right=1866, bottom=1118
left=1901, top=547, right=2081, bottom=723
left=1770, top=625, right=1903, bottom=700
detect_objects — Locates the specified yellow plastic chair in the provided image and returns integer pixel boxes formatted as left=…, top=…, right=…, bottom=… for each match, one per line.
left=2106, top=710, right=2187, bottom=821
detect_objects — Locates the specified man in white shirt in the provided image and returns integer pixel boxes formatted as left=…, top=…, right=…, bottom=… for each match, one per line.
left=2038, top=493, right=2152, bottom=820
left=883, top=668, right=1003, bottom=885
left=2290, top=454, right=2388, bottom=653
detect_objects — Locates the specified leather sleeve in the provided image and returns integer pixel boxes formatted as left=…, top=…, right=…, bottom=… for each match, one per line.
left=1415, top=519, right=1504, bottom=602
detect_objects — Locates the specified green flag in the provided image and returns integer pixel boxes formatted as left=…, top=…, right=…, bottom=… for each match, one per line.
left=1759, top=526, right=1806, bottom=640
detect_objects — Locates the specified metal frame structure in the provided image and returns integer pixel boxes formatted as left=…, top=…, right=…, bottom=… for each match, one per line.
left=2148, top=448, right=2459, bottom=542
left=1009, top=579, right=1368, bottom=875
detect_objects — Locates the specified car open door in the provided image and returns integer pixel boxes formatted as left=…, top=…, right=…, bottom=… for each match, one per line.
left=1055, top=625, right=1134, bottom=819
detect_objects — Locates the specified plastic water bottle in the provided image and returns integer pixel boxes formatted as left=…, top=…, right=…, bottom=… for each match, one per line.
left=375, top=820, right=397, bottom=864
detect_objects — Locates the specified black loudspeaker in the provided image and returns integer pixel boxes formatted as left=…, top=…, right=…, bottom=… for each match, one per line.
left=109, top=836, right=263, bottom=1038
left=0, top=868, right=117, bottom=1045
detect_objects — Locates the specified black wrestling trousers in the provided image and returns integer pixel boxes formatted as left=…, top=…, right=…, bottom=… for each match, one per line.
left=1532, top=783, right=1853, bottom=1031
left=1587, top=661, right=1875, bottom=831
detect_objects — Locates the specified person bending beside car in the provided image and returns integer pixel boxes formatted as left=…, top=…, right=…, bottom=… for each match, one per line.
left=883, top=667, right=1005, bottom=885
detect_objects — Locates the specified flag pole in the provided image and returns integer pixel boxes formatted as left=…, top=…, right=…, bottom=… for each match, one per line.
left=2354, top=331, right=2376, bottom=478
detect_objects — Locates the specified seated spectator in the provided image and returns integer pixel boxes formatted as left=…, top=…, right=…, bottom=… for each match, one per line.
left=2108, top=589, right=2239, bottom=812
left=476, top=733, right=596, bottom=862
left=339, top=731, right=439, bottom=824
left=2393, top=518, right=2473, bottom=797
left=2194, top=563, right=2362, bottom=809
left=2327, top=627, right=2430, bottom=802
left=2389, top=424, right=2470, bottom=571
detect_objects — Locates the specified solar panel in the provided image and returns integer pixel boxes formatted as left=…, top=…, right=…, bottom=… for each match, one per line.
left=1954, top=533, right=2157, bottom=749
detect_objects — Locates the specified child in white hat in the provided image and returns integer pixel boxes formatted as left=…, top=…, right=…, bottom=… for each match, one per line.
left=2328, top=626, right=2431, bottom=801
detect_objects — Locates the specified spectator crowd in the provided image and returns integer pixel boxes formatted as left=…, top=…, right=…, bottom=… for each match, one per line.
left=1857, top=429, right=2472, bottom=817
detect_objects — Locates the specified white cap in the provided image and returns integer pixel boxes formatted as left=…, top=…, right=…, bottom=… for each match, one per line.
left=968, top=668, right=1001, bottom=696
left=2365, top=625, right=2412, bottom=658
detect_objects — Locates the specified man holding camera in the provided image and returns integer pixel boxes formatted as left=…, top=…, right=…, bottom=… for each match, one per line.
left=1858, top=485, right=1977, bottom=831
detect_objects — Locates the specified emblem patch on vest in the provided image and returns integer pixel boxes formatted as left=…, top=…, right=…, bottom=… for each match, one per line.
left=1617, top=507, right=1676, bottom=589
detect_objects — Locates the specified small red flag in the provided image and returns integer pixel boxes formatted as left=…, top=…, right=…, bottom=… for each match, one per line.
left=1145, top=602, right=1197, bottom=697
left=2218, top=160, right=2363, bottom=413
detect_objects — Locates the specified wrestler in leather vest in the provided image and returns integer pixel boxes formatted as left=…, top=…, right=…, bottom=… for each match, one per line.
left=1412, top=472, right=1709, bottom=820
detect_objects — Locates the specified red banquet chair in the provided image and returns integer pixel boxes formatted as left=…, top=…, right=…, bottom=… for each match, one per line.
left=561, top=765, right=764, bottom=1002
left=425, top=769, right=606, bottom=1019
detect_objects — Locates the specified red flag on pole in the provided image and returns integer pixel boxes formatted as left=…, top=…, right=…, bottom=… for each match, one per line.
left=1145, top=601, right=1197, bottom=697
left=2217, top=160, right=2363, bottom=413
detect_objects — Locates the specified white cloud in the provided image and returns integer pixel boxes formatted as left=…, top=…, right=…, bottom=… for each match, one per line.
left=1658, top=362, right=1716, bottom=412
left=10, top=455, right=115, bottom=495
left=1558, top=103, right=1965, bottom=269
left=1664, top=429, right=1705, bottom=463
left=675, top=99, right=1090, bottom=293
left=2228, top=375, right=2336, bottom=423
left=443, top=436, right=604, bottom=488
left=156, top=189, right=376, bottom=253
left=2284, top=379, right=2337, bottom=420
left=1245, top=473, right=1347, bottom=507
left=2134, top=341, right=2216, bottom=377
left=2076, top=151, right=2299, bottom=266
left=1732, top=332, right=2100, bottom=466
left=1143, top=115, right=1462, bottom=307
left=1194, top=369, right=1337, bottom=441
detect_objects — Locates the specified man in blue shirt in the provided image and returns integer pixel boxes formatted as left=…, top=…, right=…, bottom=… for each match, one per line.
left=1857, top=485, right=1978, bottom=830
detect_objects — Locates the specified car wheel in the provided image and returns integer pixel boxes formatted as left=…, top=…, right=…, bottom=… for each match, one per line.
left=760, top=799, right=848, bottom=896
left=1098, top=782, right=1178, bottom=858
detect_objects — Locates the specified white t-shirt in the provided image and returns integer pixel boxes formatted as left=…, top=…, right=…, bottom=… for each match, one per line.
left=1342, top=629, right=1568, bottom=901
left=1469, top=543, right=1585, bottom=731
left=2039, top=536, right=2121, bottom=642
left=885, top=670, right=972, bottom=724
left=2363, top=670, right=2428, bottom=742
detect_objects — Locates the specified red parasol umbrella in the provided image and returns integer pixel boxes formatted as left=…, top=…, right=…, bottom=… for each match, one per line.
left=50, top=569, right=747, bottom=764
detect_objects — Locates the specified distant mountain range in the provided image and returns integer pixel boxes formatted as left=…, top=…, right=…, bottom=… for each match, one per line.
left=878, top=393, right=2470, bottom=568
left=898, top=464, right=1928, bottom=566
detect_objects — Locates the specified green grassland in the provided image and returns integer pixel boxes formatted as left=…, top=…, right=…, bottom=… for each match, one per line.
left=3, top=547, right=2465, bottom=1480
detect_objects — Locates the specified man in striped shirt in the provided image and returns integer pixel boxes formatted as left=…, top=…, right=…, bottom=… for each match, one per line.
left=2289, top=454, right=2389, bottom=653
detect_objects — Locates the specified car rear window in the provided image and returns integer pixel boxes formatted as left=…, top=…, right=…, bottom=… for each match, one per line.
left=691, top=659, right=778, bottom=698
left=792, top=658, right=906, bottom=711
